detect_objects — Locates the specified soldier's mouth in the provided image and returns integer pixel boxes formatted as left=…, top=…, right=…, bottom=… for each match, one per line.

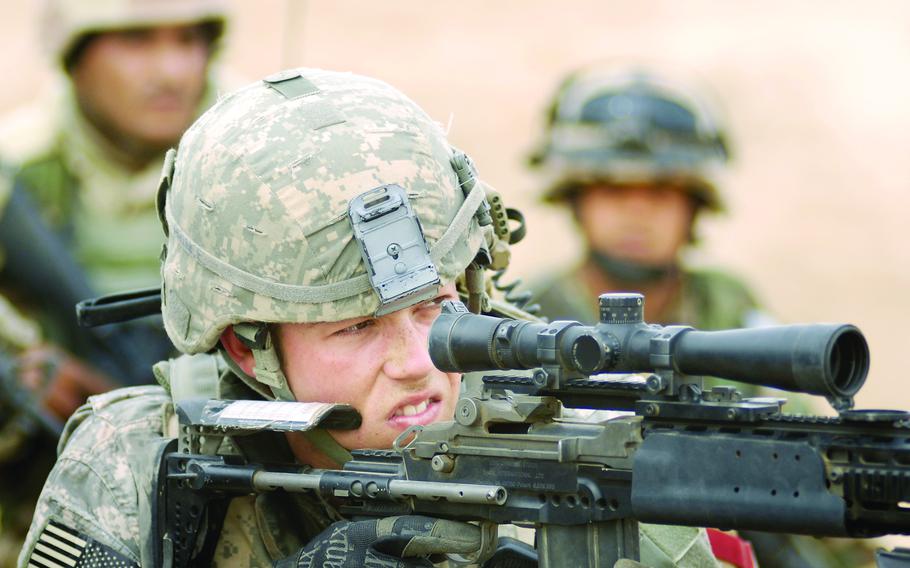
left=393, top=398, right=431, bottom=417
left=388, top=396, right=442, bottom=427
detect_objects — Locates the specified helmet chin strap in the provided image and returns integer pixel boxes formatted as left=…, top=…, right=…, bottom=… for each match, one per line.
left=231, top=322, right=296, bottom=401
left=230, top=322, right=353, bottom=466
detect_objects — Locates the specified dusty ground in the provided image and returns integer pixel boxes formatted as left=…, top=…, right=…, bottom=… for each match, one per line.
left=2, top=0, right=909, bottom=548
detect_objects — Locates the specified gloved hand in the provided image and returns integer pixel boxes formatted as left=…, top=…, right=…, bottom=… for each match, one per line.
left=274, top=515, right=482, bottom=568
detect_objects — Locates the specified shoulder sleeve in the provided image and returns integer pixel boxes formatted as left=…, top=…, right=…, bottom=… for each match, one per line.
left=17, top=387, right=169, bottom=568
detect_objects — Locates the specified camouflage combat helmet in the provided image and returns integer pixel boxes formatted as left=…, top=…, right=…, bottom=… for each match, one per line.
left=158, top=68, right=503, bottom=401
left=530, top=62, right=730, bottom=211
left=42, top=0, right=228, bottom=68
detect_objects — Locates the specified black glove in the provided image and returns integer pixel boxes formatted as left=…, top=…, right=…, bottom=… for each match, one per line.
left=482, top=536, right=538, bottom=568
left=275, top=515, right=481, bottom=568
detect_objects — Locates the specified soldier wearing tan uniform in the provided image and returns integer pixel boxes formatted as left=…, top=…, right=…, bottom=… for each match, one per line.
left=0, top=2, right=228, bottom=565
left=0, top=0, right=228, bottom=297
left=18, top=69, right=722, bottom=568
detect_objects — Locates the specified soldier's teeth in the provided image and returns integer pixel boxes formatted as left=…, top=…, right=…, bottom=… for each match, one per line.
left=397, top=399, right=429, bottom=417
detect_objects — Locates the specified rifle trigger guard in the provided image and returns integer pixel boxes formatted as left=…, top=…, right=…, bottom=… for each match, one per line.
left=392, top=424, right=423, bottom=451
left=446, top=520, right=498, bottom=566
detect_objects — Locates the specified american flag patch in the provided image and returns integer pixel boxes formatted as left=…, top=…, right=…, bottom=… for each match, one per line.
left=26, top=520, right=137, bottom=568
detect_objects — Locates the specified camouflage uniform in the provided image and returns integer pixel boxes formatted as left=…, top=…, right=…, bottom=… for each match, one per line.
left=19, top=69, right=721, bottom=568
left=18, top=359, right=340, bottom=567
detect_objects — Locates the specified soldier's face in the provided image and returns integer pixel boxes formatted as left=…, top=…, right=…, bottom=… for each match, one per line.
left=574, top=182, right=696, bottom=265
left=277, top=283, right=462, bottom=463
left=70, top=24, right=212, bottom=159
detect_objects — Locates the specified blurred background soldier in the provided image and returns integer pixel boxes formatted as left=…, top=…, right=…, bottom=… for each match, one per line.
left=0, top=2, right=229, bottom=565
left=527, top=63, right=763, bottom=331
left=528, top=61, right=876, bottom=568
left=0, top=290, right=45, bottom=566
left=0, top=0, right=228, bottom=298
left=0, top=0, right=230, bottom=416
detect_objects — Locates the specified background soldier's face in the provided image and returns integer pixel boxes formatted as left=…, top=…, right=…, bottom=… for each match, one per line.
left=277, top=283, right=462, bottom=459
left=70, top=24, right=211, bottom=157
left=574, top=182, right=696, bottom=265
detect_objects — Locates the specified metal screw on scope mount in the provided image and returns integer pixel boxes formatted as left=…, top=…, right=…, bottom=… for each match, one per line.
left=599, top=293, right=644, bottom=324
left=456, top=399, right=479, bottom=426
left=645, top=374, right=665, bottom=394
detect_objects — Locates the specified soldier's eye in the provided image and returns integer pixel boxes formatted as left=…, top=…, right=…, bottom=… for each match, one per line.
left=334, top=319, right=374, bottom=336
left=419, top=294, right=454, bottom=312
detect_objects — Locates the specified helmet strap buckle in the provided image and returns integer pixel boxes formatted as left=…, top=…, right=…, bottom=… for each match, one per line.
left=232, top=323, right=295, bottom=401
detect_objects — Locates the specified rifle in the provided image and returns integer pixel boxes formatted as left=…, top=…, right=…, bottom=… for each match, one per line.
left=150, top=293, right=909, bottom=567
left=0, top=182, right=170, bottom=388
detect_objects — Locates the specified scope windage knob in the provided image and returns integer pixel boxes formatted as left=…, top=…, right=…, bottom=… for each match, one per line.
left=599, top=293, right=644, bottom=324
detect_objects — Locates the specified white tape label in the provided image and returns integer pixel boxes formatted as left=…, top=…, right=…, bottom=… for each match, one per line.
left=218, top=400, right=330, bottom=424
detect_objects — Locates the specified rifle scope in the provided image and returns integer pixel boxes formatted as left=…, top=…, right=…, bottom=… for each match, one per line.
left=430, top=293, right=869, bottom=400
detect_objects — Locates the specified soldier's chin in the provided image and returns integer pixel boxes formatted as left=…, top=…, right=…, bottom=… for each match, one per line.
left=132, top=115, right=196, bottom=148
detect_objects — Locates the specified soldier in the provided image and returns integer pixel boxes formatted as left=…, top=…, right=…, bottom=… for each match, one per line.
left=527, top=63, right=763, bottom=331
left=18, top=69, right=721, bottom=567
left=0, top=0, right=230, bottom=394
left=528, top=63, right=874, bottom=568
left=0, top=0, right=228, bottom=297
left=0, top=3, right=228, bottom=565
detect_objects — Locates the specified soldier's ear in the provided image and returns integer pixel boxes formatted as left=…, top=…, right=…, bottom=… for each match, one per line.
left=219, top=326, right=256, bottom=377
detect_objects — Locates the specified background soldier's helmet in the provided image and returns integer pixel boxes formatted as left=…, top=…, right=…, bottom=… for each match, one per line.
left=42, top=0, right=228, bottom=69
left=530, top=63, right=730, bottom=211
left=157, top=69, right=491, bottom=398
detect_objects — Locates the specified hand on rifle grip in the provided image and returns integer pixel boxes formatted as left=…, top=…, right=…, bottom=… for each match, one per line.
left=19, top=344, right=117, bottom=420
left=274, top=515, right=482, bottom=568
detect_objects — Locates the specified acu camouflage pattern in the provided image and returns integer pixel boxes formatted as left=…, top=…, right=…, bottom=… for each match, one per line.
left=161, top=68, right=485, bottom=354
left=15, top=386, right=168, bottom=567
left=17, top=361, right=340, bottom=568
